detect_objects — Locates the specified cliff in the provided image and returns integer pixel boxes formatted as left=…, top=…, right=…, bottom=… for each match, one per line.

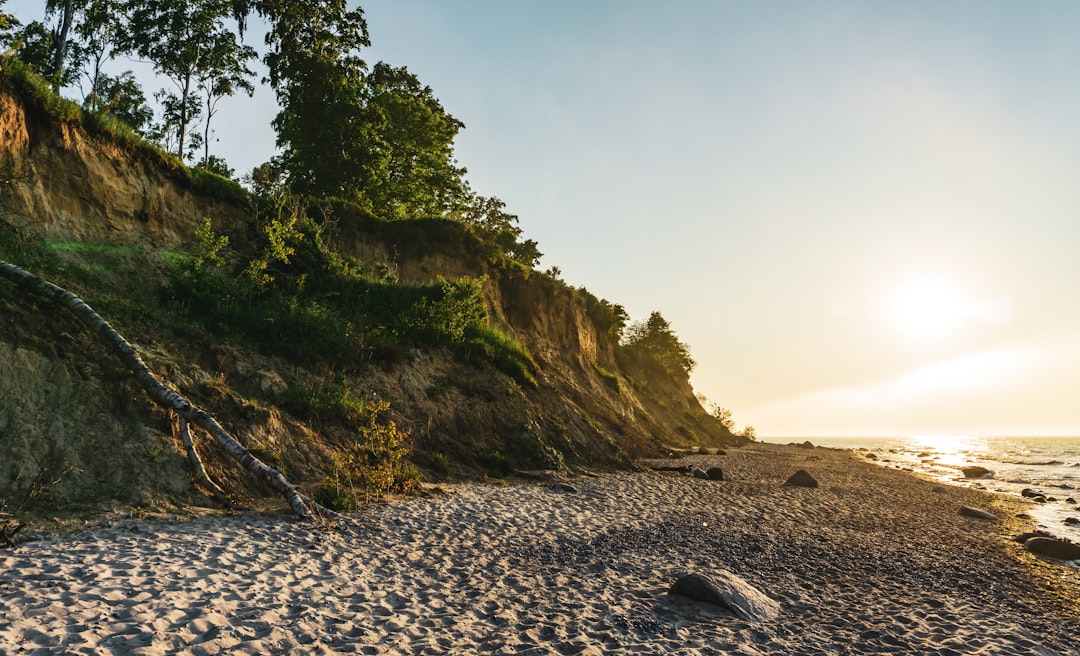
left=0, top=77, right=743, bottom=515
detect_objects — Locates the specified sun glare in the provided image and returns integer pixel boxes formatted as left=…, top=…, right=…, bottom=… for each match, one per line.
left=888, top=276, right=967, bottom=340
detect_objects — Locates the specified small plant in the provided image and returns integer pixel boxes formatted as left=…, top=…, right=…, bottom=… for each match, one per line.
left=193, top=218, right=229, bottom=271
left=429, top=452, right=451, bottom=477
left=310, top=398, right=418, bottom=509
left=479, top=450, right=513, bottom=477
left=592, top=362, right=621, bottom=391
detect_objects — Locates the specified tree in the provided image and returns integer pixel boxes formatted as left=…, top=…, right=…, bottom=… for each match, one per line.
left=255, top=0, right=379, bottom=199
left=457, top=195, right=542, bottom=268
left=622, top=311, right=696, bottom=375
left=46, top=0, right=77, bottom=92
left=0, top=1, right=18, bottom=49
left=195, top=22, right=256, bottom=168
left=73, top=0, right=124, bottom=112
left=92, top=70, right=154, bottom=132
left=11, top=20, right=83, bottom=89
left=0, top=259, right=339, bottom=521
left=125, top=0, right=248, bottom=160
left=364, top=62, right=469, bottom=220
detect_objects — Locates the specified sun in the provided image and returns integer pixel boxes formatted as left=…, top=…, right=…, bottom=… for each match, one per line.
left=888, top=276, right=968, bottom=340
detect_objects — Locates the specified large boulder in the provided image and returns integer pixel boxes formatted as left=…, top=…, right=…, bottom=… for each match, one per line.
left=783, top=470, right=819, bottom=488
left=959, top=506, right=997, bottom=521
left=1025, top=537, right=1080, bottom=561
left=961, top=466, right=993, bottom=479
left=706, top=467, right=725, bottom=481
left=669, top=572, right=781, bottom=622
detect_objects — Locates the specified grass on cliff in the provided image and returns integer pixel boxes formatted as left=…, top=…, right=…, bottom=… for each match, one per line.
left=0, top=55, right=248, bottom=206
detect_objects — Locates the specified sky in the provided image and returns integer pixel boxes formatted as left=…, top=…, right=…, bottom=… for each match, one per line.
left=9, top=1, right=1080, bottom=438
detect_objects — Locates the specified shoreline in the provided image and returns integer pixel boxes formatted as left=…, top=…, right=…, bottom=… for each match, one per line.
left=2, top=442, right=1079, bottom=654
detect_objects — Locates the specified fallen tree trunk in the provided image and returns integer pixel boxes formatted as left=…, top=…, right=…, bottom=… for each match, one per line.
left=0, top=259, right=333, bottom=521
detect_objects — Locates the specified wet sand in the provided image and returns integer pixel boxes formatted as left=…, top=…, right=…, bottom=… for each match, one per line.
left=2, top=443, right=1079, bottom=654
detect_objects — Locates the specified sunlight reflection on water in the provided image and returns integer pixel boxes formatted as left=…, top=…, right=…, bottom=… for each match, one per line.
left=909, top=435, right=988, bottom=467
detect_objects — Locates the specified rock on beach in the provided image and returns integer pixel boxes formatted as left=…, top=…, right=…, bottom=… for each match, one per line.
left=1025, top=537, right=1080, bottom=561
left=669, top=572, right=781, bottom=622
left=783, top=469, right=819, bottom=488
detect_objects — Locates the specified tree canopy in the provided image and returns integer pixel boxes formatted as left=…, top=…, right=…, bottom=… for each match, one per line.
left=622, top=311, right=696, bottom=376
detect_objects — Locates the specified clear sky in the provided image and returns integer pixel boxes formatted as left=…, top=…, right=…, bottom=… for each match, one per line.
left=10, top=1, right=1080, bottom=437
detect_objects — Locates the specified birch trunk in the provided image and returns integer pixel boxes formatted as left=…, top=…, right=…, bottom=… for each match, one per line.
left=0, top=259, right=328, bottom=521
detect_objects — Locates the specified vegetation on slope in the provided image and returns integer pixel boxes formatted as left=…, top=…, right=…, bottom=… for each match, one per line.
left=0, top=1, right=748, bottom=515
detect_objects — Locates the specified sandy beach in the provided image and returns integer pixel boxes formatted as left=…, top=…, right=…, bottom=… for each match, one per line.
left=2, top=443, right=1079, bottom=655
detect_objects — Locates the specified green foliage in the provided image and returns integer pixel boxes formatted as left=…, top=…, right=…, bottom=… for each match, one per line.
left=400, top=278, right=486, bottom=343
left=456, top=195, right=541, bottom=268
left=243, top=213, right=303, bottom=288
left=577, top=287, right=628, bottom=339
left=462, top=324, right=538, bottom=389
left=363, top=62, right=470, bottom=220
left=125, top=0, right=254, bottom=160
left=592, top=362, right=620, bottom=391
left=621, top=311, right=696, bottom=376
left=0, top=2, right=16, bottom=48
left=192, top=218, right=228, bottom=270
left=312, top=397, right=418, bottom=508
left=168, top=215, right=537, bottom=389
left=0, top=55, right=248, bottom=205
left=90, top=71, right=153, bottom=133
left=479, top=450, right=513, bottom=477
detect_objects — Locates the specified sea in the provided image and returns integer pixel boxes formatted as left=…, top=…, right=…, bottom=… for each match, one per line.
left=762, top=435, right=1080, bottom=547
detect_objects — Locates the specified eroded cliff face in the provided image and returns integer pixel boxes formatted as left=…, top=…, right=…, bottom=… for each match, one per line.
left=0, top=84, right=736, bottom=515
left=0, top=90, right=249, bottom=246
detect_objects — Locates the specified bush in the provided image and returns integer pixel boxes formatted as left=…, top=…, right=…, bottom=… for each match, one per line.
left=311, top=398, right=419, bottom=509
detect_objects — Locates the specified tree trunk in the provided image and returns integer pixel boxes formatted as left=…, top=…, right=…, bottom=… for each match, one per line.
left=0, top=259, right=332, bottom=521
left=50, top=0, right=75, bottom=93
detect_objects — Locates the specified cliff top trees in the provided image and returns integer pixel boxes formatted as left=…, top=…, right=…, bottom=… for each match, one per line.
left=126, top=0, right=256, bottom=161
left=623, top=311, right=696, bottom=376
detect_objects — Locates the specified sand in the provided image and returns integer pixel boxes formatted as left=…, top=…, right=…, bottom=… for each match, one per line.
left=2, top=443, right=1079, bottom=655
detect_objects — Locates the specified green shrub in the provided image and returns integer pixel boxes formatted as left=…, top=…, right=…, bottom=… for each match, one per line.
left=592, top=362, right=621, bottom=391
left=463, top=325, right=538, bottom=388
left=480, top=450, right=513, bottom=477
left=310, top=398, right=418, bottom=509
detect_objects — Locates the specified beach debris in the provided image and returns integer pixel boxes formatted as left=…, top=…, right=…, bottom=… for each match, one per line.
left=960, top=466, right=993, bottom=479
left=783, top=470, right=819, bottom=488
left=648, top=464, right=693, bottom=474
left=551, top=482, right=580, bottom=493
left=668, top=572, right=781, bottom=622
left=706, top=467, right=725, bottom=481
left=1, top=518, right=25, bottom=548
left=1024, top=537, right=1080, bottom=561
left=693, top=469, right=710, bottom=480
left=959, top=506, right=997, bottom=521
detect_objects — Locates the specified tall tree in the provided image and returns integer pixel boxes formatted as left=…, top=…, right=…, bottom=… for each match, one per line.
left=196, top=29, right=256, bottom=169
left=125, top=0, right=247, bottom=160
left=0, top=1, right=17, bottom=49
left=94, top=70, right=153, bottom=132
left=74, top=0, right=124, bottom=111
left=622, top=311, right=696, bottom=376
left=255, top=0, right=379, bottom=199
left=46, top=0, right=77, bottom=91
left=12, top=20, right=83, bottom=88
left=364, top=62, right=469, bottom=220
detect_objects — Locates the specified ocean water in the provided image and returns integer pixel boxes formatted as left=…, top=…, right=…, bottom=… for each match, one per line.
left=764, top=436, right=1080, bottom=546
